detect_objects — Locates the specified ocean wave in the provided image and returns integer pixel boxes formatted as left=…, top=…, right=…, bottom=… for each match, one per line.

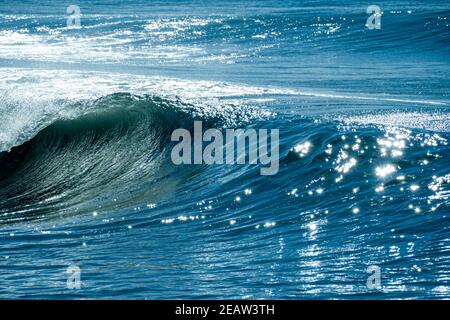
left=0, top=93, right=247, bottom=223
left=1, top=0, right=449, bottom=299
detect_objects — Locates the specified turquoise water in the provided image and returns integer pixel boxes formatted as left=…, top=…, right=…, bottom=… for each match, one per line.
left=0, top=0, right=449, bottom=299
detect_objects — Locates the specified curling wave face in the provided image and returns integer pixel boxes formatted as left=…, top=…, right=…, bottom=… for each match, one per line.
left=0, top=92, right=268, bottom=223
left=0, top=94, right=193, bottom=222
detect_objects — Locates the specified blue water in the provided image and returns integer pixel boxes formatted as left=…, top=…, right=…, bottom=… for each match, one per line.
left=0, top=0, right=449, bottom=299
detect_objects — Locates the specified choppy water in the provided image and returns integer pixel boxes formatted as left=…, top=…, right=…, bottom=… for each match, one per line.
left=0, top=0, right=449, bottom=299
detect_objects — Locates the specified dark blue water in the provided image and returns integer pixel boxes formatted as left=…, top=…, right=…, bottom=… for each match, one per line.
left=0, top=0, right=449, bottom=299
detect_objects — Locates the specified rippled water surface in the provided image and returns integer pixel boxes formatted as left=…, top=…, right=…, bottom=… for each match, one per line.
left=0, top=0, right=449, bottom=299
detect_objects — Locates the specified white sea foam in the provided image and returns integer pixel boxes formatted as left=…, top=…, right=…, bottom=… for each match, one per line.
left=0, top=68, right=281, bottom=152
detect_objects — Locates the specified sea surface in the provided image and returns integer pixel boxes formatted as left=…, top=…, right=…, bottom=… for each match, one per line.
left=0, top=0, right=449, bottom=299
